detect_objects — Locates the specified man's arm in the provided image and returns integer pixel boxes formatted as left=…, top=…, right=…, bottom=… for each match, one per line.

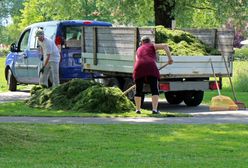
left=154, top=44, right=173, bottom=64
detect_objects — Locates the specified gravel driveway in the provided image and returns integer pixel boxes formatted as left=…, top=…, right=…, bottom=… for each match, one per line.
left=0, top=91, right=30, bottom=103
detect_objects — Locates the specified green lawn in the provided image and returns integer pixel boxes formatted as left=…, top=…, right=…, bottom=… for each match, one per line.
left=1, top=123, right=248, bottom=167
left=0, top=57, right=7, bottom=92
left=0, top=101, right=190, bottom=117
left=203, top=90, right=248, bottom=107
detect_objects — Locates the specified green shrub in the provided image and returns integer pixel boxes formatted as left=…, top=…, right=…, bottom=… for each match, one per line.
left=234, top=48, right=248, bottom=61
left=0, top=48, right=9, bottom=57
left=233, top=61, right=248, bottom=92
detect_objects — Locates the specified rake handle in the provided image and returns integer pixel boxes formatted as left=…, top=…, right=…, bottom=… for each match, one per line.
left=209, top=59, right=221, bottom=96
left=221, top=55, right=238, bottom=101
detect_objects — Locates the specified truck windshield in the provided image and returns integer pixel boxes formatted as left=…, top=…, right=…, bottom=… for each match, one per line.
left=64, top=26, right=81, bottom=48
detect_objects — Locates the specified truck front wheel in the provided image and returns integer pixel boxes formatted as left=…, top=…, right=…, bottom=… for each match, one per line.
left=7, top=69, right=17, bottom=91
left=183, top=91, right=204, bottom=106
left=164, top=91, right=184, bottom=105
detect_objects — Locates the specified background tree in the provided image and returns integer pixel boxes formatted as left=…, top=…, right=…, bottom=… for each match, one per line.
left=153, top=0, right=248, bottom=29
left=1, top=0, right=248, bottom=45
left=154, top=0, right=175, bottom=28
left=0, top=0, right=25, bottom=44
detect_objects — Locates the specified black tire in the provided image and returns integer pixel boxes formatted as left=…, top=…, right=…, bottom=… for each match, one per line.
left=164, top=91, right=184, bottom=104
left=103, top=78, right=120, bottom=88
left=183, top=91, right=204, bottom=106
left=7, top=69, right=17, bottom=91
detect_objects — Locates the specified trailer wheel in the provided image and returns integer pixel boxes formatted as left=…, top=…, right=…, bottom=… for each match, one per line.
left=183, top=91, right=204, bottom=106
left=164, top=91, right=184, bottom=104
left=7, top=69, right=17, bottom=91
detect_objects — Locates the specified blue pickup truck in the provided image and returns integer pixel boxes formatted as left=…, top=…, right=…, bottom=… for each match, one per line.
left=5, top=20, right=112, bottom=91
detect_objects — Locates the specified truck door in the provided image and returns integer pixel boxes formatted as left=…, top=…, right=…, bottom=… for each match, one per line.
left=60, top=25, right=87, bottom=80
left=25, top=27, right=43, bottom=83
left=26, top=25, right=57, bottom=83
left=14, top=29, right=31, bottom=83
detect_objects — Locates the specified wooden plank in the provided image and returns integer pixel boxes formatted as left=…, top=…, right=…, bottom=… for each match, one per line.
left=84, top=39, right=134, bottom=48
left=83, top=59, right=133, bottom=73
left=81, top=27, right=85, bottom=52
left=85, top=27, right=137, bottom=34
left=85, top=35, right=135, bottom=42
left=182, top=28, right=216, bottom=48
left=134, top=27, right=139, bottom=56
left=93, top=27, right=97, bottom=65
left=84, top=47, right=135, bottom=55
left=82, top=52, right=134, bottom=61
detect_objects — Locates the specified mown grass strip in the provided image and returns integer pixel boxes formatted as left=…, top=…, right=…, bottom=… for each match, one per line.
left=0, top=101, right=190, bottom=117
left=1, top=123, right=248, bottom=167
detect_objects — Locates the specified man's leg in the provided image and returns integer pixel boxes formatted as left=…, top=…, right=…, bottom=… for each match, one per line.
left=50, top=61, right=60, bottom=87
left=39, top=65, right=50, bottom=87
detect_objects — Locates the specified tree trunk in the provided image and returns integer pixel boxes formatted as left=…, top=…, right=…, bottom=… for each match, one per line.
left=154, top=0, right=175, bottom=28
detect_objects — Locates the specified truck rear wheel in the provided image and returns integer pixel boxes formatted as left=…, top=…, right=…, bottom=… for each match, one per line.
left=183, top=91, right=204, bottom=106
left=7, top=69, right=17, bottom=91
left=164, top=91, right=184, bottom=104
left=103, top=78, right=120, bottom=88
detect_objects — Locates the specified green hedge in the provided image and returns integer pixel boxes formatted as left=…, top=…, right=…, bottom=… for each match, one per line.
left=0, top=48, right=9, bottom=57
left=234, top=47, right=248, bottom=61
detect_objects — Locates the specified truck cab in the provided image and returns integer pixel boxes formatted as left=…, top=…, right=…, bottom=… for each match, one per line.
left=5, top=20, right=112, bottom=91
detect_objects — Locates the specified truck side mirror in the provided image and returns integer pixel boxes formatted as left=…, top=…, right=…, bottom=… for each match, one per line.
left=10, top=43, right=17, bottom=52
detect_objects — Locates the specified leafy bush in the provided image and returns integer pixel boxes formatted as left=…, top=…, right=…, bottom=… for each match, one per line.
left=234, top=48, right=248, bottom=61
left=26, top=79, right=135, bottom=113
left=0, top=48, right=9, bottom=57
left=233, top=61, right=248, bottom=92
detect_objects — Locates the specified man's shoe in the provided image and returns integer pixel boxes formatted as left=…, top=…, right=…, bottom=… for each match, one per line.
left=136, top=110, right=141, bottom=114
left=152, top=110, right=160, bottom=114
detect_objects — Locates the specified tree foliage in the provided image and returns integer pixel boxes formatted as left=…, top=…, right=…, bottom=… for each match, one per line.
left=0, top=0, right=247, bottom=44
left=18, top=0, right=154, bottom=30
left=174, top=0, right=248, bottom=29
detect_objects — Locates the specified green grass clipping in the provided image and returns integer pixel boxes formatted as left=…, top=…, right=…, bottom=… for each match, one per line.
left=26, top=79, right=135, bottom=113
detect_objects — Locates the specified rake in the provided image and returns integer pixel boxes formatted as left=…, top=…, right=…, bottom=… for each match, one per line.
left=221, top=55, right=246, bottom=110
left=209, top=59, right=238, bottom=111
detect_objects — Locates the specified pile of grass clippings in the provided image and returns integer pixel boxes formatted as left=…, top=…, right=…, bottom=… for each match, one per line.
left=26, top=79, right=135, bottom=113
left=155, top=26, right=213, bottom=56
left=72, top=85, right=135, bottom=113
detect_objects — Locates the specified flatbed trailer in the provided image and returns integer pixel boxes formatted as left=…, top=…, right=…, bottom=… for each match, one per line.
left=81, top=26, right=234, bottom=106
